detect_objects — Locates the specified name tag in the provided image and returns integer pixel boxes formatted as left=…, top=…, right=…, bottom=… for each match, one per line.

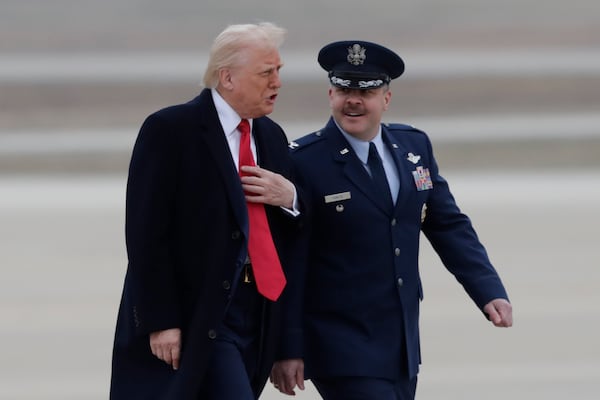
left=324, top=191, right=351, bottom=203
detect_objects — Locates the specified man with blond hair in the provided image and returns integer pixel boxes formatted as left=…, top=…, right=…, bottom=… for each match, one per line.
left=110, top=22, right=301, bottom=399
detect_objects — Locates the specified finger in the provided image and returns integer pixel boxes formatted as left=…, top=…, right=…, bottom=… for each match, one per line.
left=296, top=365, right=305, bottom=390
left=171, top=345, right=181, bottom=370
left=271, top=379, right=287, bottom=394
left=283, top=372, right=295, bottom=392
left=240, top=165, right=263, bottom=177
left=162, top=345, right=173, bottom=366
left=240, top=175, right=263, bottom=185
left=150, top=342, right=158, bottom=357
left=489, top=301, right=512, bottom=327
left=501, top=303, right=513, bottom=326
left=150, top=341, right=165, bottom=362
left=270, top=367, right=281, bottom=385
left=241, top=183, right=265, bottom=195
left=283, top=369, right=302, bottom=395
left=497, top=307, right=513, bottom=327
left=280, top=382, right=295, bottom=396
left=487, top=307, right=502, bottom=325
left=272, top=372, right=291, bottom=395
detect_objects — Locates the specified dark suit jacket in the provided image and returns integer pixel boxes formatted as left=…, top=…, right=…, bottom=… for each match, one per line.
left=280, top=117, right=508, bottom=380
left=110, top=89, right=299, bottom=399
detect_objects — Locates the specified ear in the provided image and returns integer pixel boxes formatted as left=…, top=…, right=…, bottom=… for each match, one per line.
left=218, top=68, right=234, bottom=91
left=328, top=87, right=335, bottom=108
left=382, top=89, right=392, bottom=111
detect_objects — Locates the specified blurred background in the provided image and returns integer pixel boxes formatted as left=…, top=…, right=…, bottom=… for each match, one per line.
left=1, top=1, right=599, bottom=399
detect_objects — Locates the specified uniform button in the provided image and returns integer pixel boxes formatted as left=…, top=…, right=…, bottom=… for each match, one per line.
left=208, top=329, right=217, bottom=339
left=394, top=248, right=401, bottom=256
left=391, top=218, right=397, bottom=226
left=397, top=277, right=404, bottom=287
left=222, top=280, right=231, bottom=290
left=231, top=231, right=241, bottom=240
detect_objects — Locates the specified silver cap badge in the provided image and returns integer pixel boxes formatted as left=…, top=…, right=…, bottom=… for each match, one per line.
left=347, top=44, right=366, bottom=66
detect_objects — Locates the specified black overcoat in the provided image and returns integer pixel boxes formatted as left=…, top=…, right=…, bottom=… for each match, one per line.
left=110, top=89, right=299, bottom=399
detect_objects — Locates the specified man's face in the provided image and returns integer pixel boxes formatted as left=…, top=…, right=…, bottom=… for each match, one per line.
left=226, top=46, right=283, bottom=119
left=329, top=86, right=391, bottom=141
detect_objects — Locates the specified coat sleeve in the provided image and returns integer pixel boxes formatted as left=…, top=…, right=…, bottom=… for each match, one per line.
left=275, top=154, right=313, bottom=361
left=124, top=112, right=182, bottom=336
left=420, top=135, right=509, bottom=311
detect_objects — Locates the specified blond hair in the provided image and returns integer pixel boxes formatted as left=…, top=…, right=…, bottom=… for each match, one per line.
left=202, top=22, right=286, bottom=88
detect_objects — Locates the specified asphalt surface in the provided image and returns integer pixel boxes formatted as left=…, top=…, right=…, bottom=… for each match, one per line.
left=1, top=171, right=599, bottom=399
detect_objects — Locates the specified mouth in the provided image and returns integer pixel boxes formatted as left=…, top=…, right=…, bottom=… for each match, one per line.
left=267, top=93, right=278, bottom=103
left=343, top=109, right=364, bottom=118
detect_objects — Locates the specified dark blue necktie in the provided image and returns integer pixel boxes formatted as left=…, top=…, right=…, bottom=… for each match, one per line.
left=368, top=142, right=393, bottom=212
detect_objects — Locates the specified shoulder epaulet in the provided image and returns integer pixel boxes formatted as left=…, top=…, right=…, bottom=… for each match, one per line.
left=288, top=129, right=326, bottom=152
left=383, top=122, right=427, bottom=135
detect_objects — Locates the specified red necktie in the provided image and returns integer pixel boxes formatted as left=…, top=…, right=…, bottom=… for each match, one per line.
left=238, top=119, right=286, bottom=301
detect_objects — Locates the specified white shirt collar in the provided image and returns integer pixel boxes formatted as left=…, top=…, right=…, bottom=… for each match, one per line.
left=334, top=120, right=384, bottom=165
left=211, top=88, right=253, bottom=136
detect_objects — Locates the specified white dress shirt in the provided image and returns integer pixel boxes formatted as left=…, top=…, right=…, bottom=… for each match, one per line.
left=211, top=88, right=299, bottom=214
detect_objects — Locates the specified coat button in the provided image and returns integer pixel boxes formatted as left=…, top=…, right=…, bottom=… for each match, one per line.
left=208, top=329, right=217, bottom=339
left=394, top=248, right=401, bottom=256
left=391, top=218, right=397, bottom=226
left=222, top=280, right=231, bottom=290
left=397, top=277, right=404, bottom=287
left=231, top=231, right=241, bottom=240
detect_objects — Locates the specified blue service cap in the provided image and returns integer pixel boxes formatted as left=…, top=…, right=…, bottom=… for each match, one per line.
left=318, top=40, right=404, bottom=89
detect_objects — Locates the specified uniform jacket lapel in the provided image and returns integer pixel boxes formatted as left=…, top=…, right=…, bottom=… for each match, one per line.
left=381, top=125, right=413, bottom=213
left=324, top=118, right=392, bottom=215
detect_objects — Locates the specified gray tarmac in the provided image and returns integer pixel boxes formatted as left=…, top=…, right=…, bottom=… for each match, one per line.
left=1, top=171, right=599, bottom=399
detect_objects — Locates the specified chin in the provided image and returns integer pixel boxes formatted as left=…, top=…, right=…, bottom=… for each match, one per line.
left=342, top=119, right=364, bottom=131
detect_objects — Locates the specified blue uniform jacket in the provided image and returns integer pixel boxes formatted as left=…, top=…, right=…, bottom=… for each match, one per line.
left=110, top=89, right=300, bottom=399
left=280, top=117, right=508, bottom=380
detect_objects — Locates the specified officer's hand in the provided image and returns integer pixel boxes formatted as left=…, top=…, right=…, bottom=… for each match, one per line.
left=149, top=328, right=182, bottom=370
left=484, top=298, right=513, bottom=327
left=240, top=165, right=295, bottom=209
left=270, top=359, right=305, bottom=396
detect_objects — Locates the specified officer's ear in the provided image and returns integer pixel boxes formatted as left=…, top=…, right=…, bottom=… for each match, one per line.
left=382, top=87, right=392, bottom=111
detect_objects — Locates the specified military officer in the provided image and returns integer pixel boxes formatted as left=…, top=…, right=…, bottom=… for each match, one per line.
left=270, top=40, right=513, bottom=399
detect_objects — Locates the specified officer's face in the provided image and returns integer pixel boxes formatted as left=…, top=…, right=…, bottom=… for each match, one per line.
left=218, top=45, right=283, bottom=119
left=329, top=86, right=391, bottom=141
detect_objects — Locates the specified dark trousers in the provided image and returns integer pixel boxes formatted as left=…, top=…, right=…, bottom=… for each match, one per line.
left=312, top=375, right=418, bottom=400
left=198, top=269, right=264, bottom=400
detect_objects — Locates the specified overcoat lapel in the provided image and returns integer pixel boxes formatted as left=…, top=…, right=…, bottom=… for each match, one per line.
left=192, top=90, right=249, bottom=237
left=251, top=118, right=275, bottom=170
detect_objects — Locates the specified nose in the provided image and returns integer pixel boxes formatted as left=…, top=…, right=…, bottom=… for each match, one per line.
left=345, top=90, right=362, bottom=103
left=270, top=70, right=282, bottom=88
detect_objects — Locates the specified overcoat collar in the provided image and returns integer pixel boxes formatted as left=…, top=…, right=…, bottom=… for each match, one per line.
left=189, top=89, right=249, bottom=237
